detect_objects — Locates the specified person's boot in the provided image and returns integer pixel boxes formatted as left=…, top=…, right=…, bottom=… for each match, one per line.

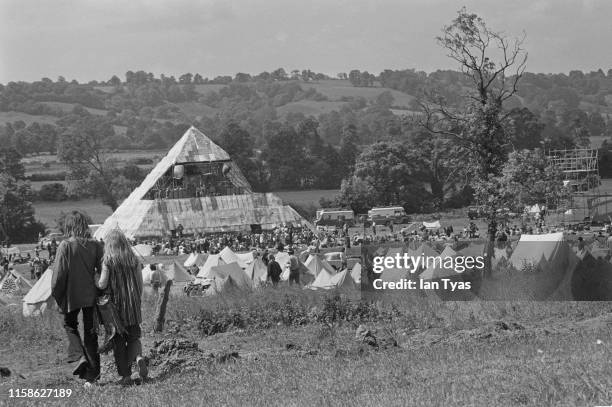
left=136, top=356, right=148, bottom=380
left=72, top=356, right=88, bottom=378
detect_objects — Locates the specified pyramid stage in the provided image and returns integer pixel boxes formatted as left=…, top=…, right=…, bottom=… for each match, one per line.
left=94, top=126, right=309, bottom=239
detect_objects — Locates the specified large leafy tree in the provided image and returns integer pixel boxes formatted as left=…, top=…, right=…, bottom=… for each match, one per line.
left=476, top=149, right=567, bottom=219
left=0, top=148, right=44, bottom=243
left=57, top=116, right=131, bottom=211
left=339, top=141, right=430, bottom=213
left=419, top=8, right=528, bottom=274
left=410, top=130, right=469, bottom=209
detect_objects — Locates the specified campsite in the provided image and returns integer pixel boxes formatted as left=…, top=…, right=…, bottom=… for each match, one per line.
left=3, top=1, right=612, bottom=405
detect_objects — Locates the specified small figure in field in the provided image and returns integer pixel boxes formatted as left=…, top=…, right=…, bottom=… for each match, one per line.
left=96, top=229, right=147, bottom=386
left=150, top=264, right=162, bottom=294
left=288, top=249, right=300, bottom=286
left=267, top=254, right=282, bottom=287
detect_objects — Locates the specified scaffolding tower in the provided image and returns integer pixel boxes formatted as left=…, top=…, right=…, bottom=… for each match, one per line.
left=546, top=148, right=606, bottom=225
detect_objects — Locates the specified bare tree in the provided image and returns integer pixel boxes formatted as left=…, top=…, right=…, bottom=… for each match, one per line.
left=418, top=8, right=528, bottom=276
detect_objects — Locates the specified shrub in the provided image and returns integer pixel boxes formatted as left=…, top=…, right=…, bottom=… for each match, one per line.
left=27, top=172, right=66, bottom=182
left=37, top=183, right=68, bottom=201
left=193, top=292, right=400, bottom=337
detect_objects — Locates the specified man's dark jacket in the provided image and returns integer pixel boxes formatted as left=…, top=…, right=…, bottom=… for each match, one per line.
left=52, top=238, right=103, bottom=313
left=267, top=260, right=282, bottom=282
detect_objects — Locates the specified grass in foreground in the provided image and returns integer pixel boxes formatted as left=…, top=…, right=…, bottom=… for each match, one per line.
left=1, top=288, right=612, bottom=406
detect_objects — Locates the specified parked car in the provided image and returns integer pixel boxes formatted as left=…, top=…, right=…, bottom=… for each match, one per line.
left=368, top=206, right=410, bottom=225
left=315, top=209, right=355, bottom=228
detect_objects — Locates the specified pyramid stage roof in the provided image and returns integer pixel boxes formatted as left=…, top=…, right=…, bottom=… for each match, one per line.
left=94, top=126, right=309, bottom=239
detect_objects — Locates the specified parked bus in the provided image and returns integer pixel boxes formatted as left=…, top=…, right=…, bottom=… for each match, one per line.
left=315, top=209, right=355, bottom=228
left=367, top=206, right=410, bottom=225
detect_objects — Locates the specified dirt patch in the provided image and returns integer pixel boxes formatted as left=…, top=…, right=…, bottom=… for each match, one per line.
left=146, top=339, right=242, bottom=378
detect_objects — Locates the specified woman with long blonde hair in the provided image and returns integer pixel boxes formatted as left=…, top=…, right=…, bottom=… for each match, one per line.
left=97, top=229, right=147, bottom=385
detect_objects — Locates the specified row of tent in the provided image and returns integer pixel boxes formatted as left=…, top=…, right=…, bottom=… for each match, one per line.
left=371, top=236, right=564, bottom=283
left=370, top=232, right=612, bottom=300
left=187, top=246, right=361, bottom=291
left=21, top=246, right=363, bottom=316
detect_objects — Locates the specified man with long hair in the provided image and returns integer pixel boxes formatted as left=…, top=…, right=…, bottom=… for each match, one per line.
left=51, top=210, right=103, bottom=384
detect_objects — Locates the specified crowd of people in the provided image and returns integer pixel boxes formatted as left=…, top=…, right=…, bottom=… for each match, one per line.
left=132, top=224, right=323, bottom=257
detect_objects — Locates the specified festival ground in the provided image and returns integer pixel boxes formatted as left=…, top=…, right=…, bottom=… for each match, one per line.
left=2, top=283, right=612, bottom=406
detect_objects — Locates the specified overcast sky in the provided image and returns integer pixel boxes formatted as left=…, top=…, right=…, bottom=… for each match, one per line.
left=1, top=0, right=611, bottom=83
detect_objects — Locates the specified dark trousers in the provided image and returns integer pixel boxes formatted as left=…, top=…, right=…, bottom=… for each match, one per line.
left=112, top=325, right=142, bottom=377
left=289, top=271, right=300, bottom=285
left=63, top=307, right=100, bottom=380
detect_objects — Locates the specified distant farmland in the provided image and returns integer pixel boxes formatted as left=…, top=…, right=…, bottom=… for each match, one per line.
left=32, top=190, right=340, bottom=229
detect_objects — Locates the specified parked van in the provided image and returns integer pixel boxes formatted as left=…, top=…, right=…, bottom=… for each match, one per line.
left=368, top=206, right=409, bottom=225
left=315, top=209, right=355, bottom=228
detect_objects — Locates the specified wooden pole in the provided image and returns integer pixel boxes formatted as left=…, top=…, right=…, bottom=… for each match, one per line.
left=153, top=280, right=172, bottom=333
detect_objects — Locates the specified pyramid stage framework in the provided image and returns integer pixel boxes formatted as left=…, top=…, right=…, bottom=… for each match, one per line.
left=94, top=126, right=309, bottom=239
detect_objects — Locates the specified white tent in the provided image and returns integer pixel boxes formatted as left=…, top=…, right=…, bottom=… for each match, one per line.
left=419, top=246, right=459, bottom=280
left=132, top=244, right=154, bottom=257
left=219, top=246, right=247, bottom=268
left=275, top=251, right=292, bottom=281
left=208, top=262, right=252, bottom=292
left=22, top=268, right=55, bottom=316
left=236, top=251, right=254, bottom=265
left=310, top=268, right=354, bottom=290
left=165, top=261, right=195, bottom=283
left=197, top=254, right=226, bottom=278
left=509, top=232, right=565, bottom=270
left=350, top=263, right=362, bottom=284
left=245, top=258, right=267, bottom=286
left=184, top=252, right=208, bottom=268
left=304, top=254, right=336, bottom=277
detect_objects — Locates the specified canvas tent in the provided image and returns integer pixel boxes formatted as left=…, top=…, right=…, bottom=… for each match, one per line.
left=350, top=262, right=362, bottom=284
left=304, top=254, right=335, bottom=277
left=22, top=268, right=55, bottom=316
left=309, top=268, right=354, bottom=290
left=132, top=244, right=154, bottom=257
left=509, top=232, right=566, bottom=270
left=419, top=246, right=459, bottom=280
left=165, top=261, right=195, bottom=283
left=197, top=254, right=226, bottom=278
left=245, top=258, right=267, bottom=286
left=208, top=262, right=252, bottom=292
left=275, top=251, right=291, bottom=280
left=0, top=270, right=31, bottom=296
left=219, top=246, right=254, bottom=269
left=94, top=126, right=310, bottom=239
left=184, top=252, right=207, bottom=268
left=236, top=251, right=254, bottom=265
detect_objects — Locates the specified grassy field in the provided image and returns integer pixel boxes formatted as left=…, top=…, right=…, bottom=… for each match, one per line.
left=1, top=283, right=612, bottom=406
left=33, top=199, right=114, bottom=228
left=301, top=79, right=416, bottom=107
left=31, top=190, right=340, bottom=229
left=0, top=111, right=58, bottom=126
left=274, top=189, right=339, bottom=208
